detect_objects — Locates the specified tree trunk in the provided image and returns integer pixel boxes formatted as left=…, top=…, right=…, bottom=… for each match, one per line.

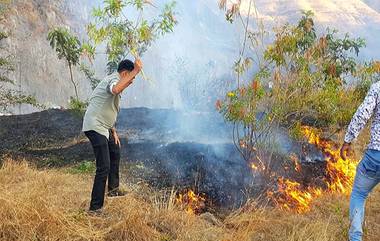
left=69, top=63, right=79, bottom=100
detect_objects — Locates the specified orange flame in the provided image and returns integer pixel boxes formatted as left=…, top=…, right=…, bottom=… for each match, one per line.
left=271, top=126, right=358, bottom=213
left=290, top=153, right=302, bottom=172
left=302, top=126, right=358, bottom=194
left=269, top=178, right=322, bottom=213
left=176, top=190, right=206, bottom=214
left=251, top=163, right=259, bottom=170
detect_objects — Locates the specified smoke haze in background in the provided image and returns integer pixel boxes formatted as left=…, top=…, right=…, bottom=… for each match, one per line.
left=89, top=0, right=241, bottom=110
left=89, top=0, right=380, bottom=110
left=3, top=0, right=380, bottom=113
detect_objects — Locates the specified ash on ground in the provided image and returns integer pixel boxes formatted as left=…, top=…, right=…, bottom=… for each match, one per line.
left=0, top=108, right=331, bottom=211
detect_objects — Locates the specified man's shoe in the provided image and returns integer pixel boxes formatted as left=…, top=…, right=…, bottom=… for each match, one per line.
left=87, top=208, right=103, bottom=216
left=107, top=189, right=127, bottom=197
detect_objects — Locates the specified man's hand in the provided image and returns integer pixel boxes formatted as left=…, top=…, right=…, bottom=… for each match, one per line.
left=112, top=129, right=121, bottom=147
left=340, top=142, right=352, bottom=160
left=113, top=59, right=143, bottom=95
left=134, top=58, right=143, bottom=73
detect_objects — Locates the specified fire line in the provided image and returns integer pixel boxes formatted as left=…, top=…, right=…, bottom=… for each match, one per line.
left=268, top=126, right=358, bottom=213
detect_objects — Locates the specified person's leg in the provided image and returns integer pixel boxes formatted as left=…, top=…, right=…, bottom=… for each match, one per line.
left=85, top=131, right=111, bottom=211
left=349, top=151, right=380, bottom=241
left=108, top=130, right=121, bottom=195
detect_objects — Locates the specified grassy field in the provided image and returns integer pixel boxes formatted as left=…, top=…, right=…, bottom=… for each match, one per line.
left=1, top=158, right=380, bottom=241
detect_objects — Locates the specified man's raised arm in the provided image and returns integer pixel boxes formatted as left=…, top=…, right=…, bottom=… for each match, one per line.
left=112, top=59, right=143, bottom=95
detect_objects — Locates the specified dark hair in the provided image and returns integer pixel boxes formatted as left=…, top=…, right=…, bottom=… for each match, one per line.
left=117, top=59, right=134, bottom=73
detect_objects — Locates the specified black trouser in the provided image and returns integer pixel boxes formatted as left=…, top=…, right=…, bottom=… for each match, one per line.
left=85, top=130, right=120, bottom=211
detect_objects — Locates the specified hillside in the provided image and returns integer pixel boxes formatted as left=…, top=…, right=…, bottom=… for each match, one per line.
left=0, top=0, right=97, bottom=113
left=364, top=0, right=380, bottom=12
left=239, top=0, right=380, bottom=58
left=2, top=0, right=380, bottom=113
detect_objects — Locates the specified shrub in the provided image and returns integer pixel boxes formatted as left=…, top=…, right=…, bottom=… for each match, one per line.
left=217, top=7, right=379, bottom=169
left=68, top=97, right=88, bottom=117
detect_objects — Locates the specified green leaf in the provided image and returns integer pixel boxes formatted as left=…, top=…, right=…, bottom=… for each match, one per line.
left=88, top=0, right=177, bottom=63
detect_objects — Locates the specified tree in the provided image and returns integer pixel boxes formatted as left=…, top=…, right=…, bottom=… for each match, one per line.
left=217, top=2, right=378, bottom=173
left=0, top=31, right=38, bottom=112
left=47, top=27, right=82, bottom=100
left=87, top=0, right=177, bottom=74
left=217, top=0, right=274, bottom=172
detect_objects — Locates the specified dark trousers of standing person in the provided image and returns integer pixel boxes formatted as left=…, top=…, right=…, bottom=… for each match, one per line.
left=85, top=130, right=120, bottom=211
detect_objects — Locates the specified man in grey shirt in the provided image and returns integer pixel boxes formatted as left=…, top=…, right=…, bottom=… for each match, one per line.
left=83, top=58, right=142, bottom=212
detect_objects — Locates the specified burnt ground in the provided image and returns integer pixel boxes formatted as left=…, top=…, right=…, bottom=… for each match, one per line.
left=0, top=108, right=328, bottom=209
left=0, top=109, right=90, bottom=166
left=0, top=108, right=256, bottom=208
left=0, top=108, right=233, bottom=164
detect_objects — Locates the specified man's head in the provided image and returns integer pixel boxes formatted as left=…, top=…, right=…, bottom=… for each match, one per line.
left=117, top=59, right=135, bottom=78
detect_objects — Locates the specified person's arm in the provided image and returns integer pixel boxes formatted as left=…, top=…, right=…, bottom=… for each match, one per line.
left=112, top=59, right=143, bottom=95
left=344, top=84, right=379, bottom=143
left=341, top=83, right=379, bottom=159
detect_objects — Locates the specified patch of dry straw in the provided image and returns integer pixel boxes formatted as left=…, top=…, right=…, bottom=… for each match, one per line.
left=1, top=159, right=380, bottom=241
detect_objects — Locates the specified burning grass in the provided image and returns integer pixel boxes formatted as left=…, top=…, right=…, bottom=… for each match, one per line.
left=302, top=127, right=358, bottom=194
left=175, top=189, right=206, bottom=215
left=266, top=126, right=359, bottom=213
left=1, top=159, right=380, bottom=241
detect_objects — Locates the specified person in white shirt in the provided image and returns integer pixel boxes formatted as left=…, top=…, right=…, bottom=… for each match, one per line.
left=340, top=82, right=380, bottom=241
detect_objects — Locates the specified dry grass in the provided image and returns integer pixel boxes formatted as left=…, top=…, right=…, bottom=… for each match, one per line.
left=1, top=159, right=380, bottom=241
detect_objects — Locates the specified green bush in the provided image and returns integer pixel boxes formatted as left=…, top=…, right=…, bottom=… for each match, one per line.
left=68, top=97, right=88, bottom=117
left=217, top=10, right=379, bottom=168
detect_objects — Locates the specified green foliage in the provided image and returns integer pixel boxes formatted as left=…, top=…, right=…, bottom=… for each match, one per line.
left=261, top=13, right=368, bottom=128
left=221, top=80, right=266, bottom=126
left=0, top=89, right=40, bottom=112
left=296, top=10, right=317, bottom=52
left=218, top=11, right=378, bottom=165
left=221, top=12, right=374, bottom=128
left=87, top=0, right=177, bottom=73
left=80, top=63, right=101, bottom=90
left=68, top=97, right=87, bottom=117
left=0, top=31, right=8, bottom=41
left=47, top=27, right=82, bottom=100
left=68, top=161, right=96, bottom=174
left=47, top=27, right=82, bottom=67
left=158, top=1, right=177, bottom=35
left=0, top=56, right=14, bottom=84
left=81, top=42, right=96, bottom=61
